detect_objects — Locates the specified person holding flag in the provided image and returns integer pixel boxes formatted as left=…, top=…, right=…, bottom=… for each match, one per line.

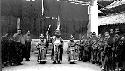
left=52, top=16, right=63, bottom=64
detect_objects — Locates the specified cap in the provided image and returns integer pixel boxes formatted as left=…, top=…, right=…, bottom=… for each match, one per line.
left=40, top=34, right=44, bottom=38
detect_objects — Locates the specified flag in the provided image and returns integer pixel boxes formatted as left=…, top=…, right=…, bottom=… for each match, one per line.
left=42, top=0, right=44, bottom=15
left=17, top=18, right=20, bottom=30
left=46, top=25, right=51, bottom=40
left=48, top=25, right=51, bottom=31
left=56, top=16, right=60, bottom=31
left=46, top=25, right=51, bottom=35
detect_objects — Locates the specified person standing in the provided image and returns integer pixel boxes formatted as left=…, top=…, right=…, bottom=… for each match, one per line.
left=1, top=33, right=10, bottom=66
left=67, top=35, right=75, bottom=61
left=119, top=36, right=125, bottom=71
left=52, top=29, right=63, bottom=63
left=79, top=35, right=85, bottom=61
left=13, top=29, right=24, bottom=65
left=37, top=34, right=47, bottom=63
left=24, top=31, right=32, bottom=61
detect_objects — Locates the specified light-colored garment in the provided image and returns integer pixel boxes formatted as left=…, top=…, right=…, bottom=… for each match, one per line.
left=21, top=36, right=25, bottom=44
left=13, top=33, right=23, bottom=42
left=37, top=39, right=46, bottom=48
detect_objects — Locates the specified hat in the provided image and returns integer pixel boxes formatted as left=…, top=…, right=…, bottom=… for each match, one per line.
left=55, top=30, right=61, bottom=35
left=70, top=35, right=74, bottom=40
left=40, top=34, right=44, bottom=38
left=27, top=30, right=30, bottom=33
left=121, top=36, right=125, bottom=40
left=17, top=29, right=22, bottom=30
left=27, top=30, right=30, bottom=34
left=92, top=32, right=96, bottom=35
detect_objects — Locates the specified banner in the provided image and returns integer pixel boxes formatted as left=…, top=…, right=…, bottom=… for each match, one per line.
left=42, top=0, right=44, bottom=15
left=17, top=18, right=20, bottom=30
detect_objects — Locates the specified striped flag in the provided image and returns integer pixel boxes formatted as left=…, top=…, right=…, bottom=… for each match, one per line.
left=46, top=25, right=51, bottom=40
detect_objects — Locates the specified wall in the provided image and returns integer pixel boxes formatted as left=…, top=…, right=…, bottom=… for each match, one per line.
left=1, top=0, right=89, bottom=39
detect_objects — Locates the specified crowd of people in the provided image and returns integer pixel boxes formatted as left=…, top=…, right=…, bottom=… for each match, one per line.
left=1, top=29, right=32, bottom=67
left=2, top=28, right=125, bottom=71
left=77, top=28, right=125, bottom=71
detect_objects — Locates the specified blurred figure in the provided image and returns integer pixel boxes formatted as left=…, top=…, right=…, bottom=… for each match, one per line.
left=110, top=29, right=114, bottom=35
left=97, top=34, right=103, bottom=65
left=119, top=36, right=125, bottom=71
left=90, top=32, right=98, bottom=63
left=36, top=34, right=47, bottom=63
left=115, top=28, right=120, bottom=35
left=52, top=29, right=63, bottom=64
left=112, top=34, right=120, bottom=70
left=13, top=29, right=24, bottom=65
left=1, top=33, right=10, bottom=67
left=24, top=31, right=32, bottom=61
left=67, top=35, right=75, bottom=62
left=79, top=35, right=84, bottom=61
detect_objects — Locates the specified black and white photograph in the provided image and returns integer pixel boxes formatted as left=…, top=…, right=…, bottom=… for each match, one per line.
left=1, top=0, right=125, bottom=71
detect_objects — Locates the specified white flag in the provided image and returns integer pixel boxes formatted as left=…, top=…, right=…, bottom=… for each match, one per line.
left=46, top=25, right=51, bottom=40
left=56, top=16, right=60, bottom=31
left=42, top=0, right=44, bottom=15
left=17, top=18, right=20, bottom=30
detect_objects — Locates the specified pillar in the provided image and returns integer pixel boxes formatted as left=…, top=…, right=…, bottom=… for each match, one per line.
left=87, top=0, right=98, bottom=35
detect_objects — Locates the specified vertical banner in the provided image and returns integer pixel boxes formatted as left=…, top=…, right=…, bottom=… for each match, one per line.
left=56, top=16, right=60, bottom=30
left=46, top=25, right=51, bottom=41
left=17, top=18, right=20, bottom=30
left=42, top=0, right=44, bottom=15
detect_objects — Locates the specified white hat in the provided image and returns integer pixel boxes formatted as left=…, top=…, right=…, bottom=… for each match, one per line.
left=70, top=35, right=74, bottom=40
left=40, top=34, right=44, bottom=38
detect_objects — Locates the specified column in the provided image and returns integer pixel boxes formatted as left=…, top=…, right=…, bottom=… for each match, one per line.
left=87, top=0, right=98, bottom=35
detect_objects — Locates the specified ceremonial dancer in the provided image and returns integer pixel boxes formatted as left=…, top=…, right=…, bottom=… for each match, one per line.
left=52, top=16, right=63, bottom=64
left=36, top=34, right=47, bottom=64
left=67, top=35, right=78, bottom=63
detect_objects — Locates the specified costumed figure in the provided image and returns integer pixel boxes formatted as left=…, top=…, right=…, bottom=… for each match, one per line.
left=67, top=35, right=78, bottom=63
left=36, top=34, right=47, bottom=64
left=52, top=27, right=63, bottom=64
